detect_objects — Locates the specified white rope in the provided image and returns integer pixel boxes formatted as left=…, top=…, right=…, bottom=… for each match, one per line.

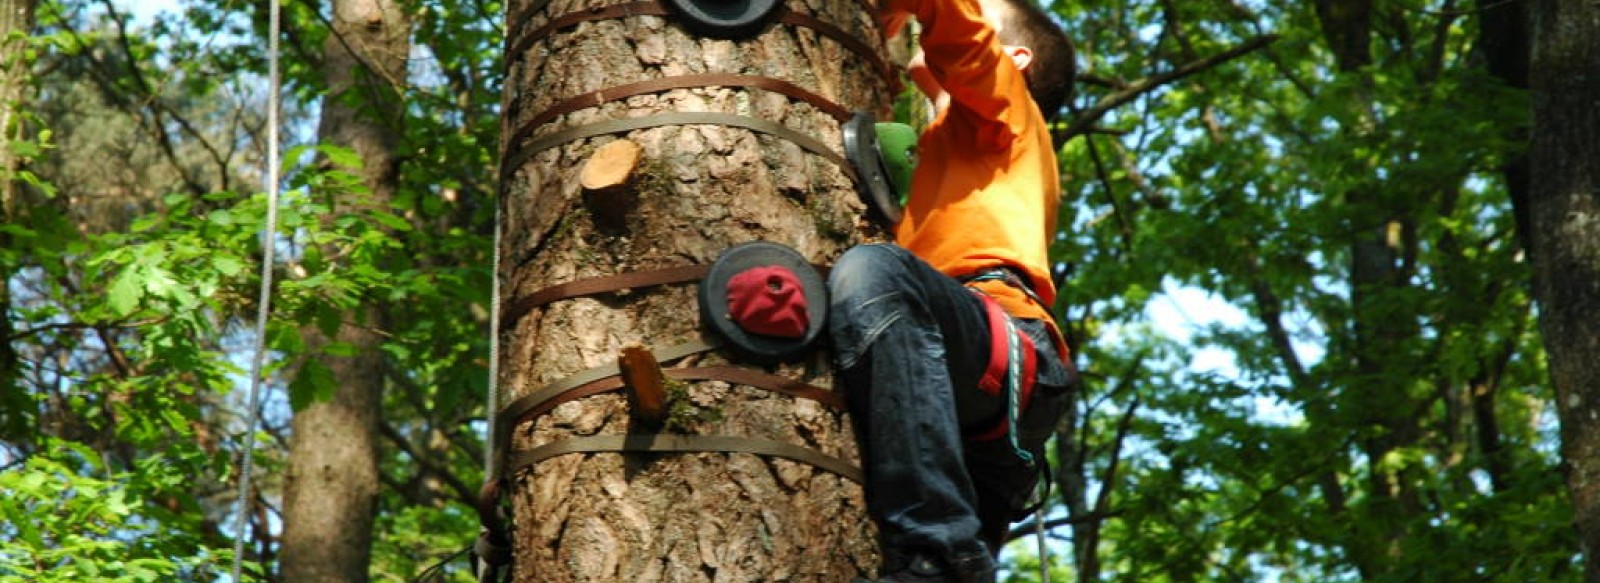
left=1036, top=508, right=1051, bottom=583
left=485, top=205, right=501, bottom=475
left=230, top=0, right=281, bottom=578
left=475, top=190, right=504, bottom=583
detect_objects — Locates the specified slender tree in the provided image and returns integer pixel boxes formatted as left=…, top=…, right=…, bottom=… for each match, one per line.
left=496, top=1, right=892, bottom=579
left=0, top=0, right=35, bottom=442
left=279, top=0, right=410, bottom=580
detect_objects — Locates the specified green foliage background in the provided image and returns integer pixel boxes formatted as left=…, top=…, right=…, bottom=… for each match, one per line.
left=0, top=0, right=1572, bottom=581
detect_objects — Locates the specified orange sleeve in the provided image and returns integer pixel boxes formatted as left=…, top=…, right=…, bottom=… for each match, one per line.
left=885, top=0, right=1028, bottom=150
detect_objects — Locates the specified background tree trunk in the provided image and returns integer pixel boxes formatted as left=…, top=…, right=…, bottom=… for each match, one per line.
left=279, top=0, right=410, bottom=580
left=1528, top=0, right=1600, bottom=578
left=498, top=0, right=892, bottom=580
left=0, top=0, right=35, bottom=442
left=1311, top=0, right=1426, bottom=576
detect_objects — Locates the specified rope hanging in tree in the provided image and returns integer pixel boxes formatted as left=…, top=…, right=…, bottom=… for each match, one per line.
left=231, top=0, right=282, bottom=579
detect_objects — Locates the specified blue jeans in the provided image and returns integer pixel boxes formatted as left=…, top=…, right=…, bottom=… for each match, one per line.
left=827, top=244, right=1076, bottom=575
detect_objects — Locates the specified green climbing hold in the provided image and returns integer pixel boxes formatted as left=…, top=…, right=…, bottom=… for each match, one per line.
left=874, top=122, right=918, bottom=206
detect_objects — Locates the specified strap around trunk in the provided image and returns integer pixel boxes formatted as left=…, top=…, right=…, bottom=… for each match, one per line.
left=520, top=73, right=855, bottom=134
left=502, top=264, right=710, bottom=327
left=506, top=434, right=864, bottom=484
left=506, top=1, right=893, bottom=87
left=501, top=111, right=858, bottom=185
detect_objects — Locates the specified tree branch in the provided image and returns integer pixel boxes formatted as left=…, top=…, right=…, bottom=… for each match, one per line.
left=1244, top=248, right=1309, bottom=388
left=1064, top=35, right=1279, bottom=141
left=379, top=420, right=477, bottom=508
left=1082, top=133, right=1134, bottom=254
left=1005, top=510, right=1126, bottom=542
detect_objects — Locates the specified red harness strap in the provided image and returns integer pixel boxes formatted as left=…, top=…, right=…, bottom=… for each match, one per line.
left=969, top=291, right=1038, bottom=442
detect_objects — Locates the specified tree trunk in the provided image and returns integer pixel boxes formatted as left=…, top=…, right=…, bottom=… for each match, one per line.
left=498, top=1, right=891, bottom=580
left=1528, top=1, right=1600, bottom=578
left=1312, top=0, right=1422, bottom=577
left=0, top=0, right=31, bottom=206
left=0, top=0, right=35, bottom=442
left=279, top=0, right=410, bottom=581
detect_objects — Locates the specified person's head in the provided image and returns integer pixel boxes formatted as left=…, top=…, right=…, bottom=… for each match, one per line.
left=979, top=0, right=1077, bottom=121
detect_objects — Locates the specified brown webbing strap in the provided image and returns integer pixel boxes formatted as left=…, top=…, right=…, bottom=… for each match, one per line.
left=494, top=338, right=721, bottom=436
left=518, top=73, right=854, bottom=139
left=502, top=264, right=709, bottom=327
left=507, top=434, right=864, bottom=484
left=501, top=111, right=857, bottom=187
left=511, top=1, right=667, bottom=59
left=667, top=366, right=846, bottom=409
left=776, top=9, right=896, bottom=88
left=506, top=1, right=894, bottom=88
left=497, top=363, right=847, bottom=446
left=507, top=0, right=879, bottom=37
left=505, top=0, right=557, bottom=37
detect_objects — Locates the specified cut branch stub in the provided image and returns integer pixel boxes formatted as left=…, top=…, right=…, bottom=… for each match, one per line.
left=580, top=139, right=644, bottom=232
left=580, top=138, right=643, bottom=192
left=618, top=344, right=668, bottom=429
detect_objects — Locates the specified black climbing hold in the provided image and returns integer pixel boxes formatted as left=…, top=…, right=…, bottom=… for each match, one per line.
left=698, top=241, right=828, bottom=363
left=842, top=111, right=903, bottom=227
left=665, top=0, right=782, bottom=39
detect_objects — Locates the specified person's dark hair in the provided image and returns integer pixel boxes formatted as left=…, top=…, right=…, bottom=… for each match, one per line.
left=984, top=0, right=1076, bottom=121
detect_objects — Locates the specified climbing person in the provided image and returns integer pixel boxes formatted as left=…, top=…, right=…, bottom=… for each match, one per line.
left=828, top=0, right=1079, bottom=581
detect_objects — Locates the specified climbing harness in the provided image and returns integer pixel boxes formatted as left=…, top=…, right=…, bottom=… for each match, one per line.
left=964, top=283, right=1039, bottom=464
left=230, top=0, right=282, bottom=579
left=964, top=268, right=1066, bottom=583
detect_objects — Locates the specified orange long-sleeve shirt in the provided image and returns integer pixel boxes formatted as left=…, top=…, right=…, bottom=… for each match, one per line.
left=888, top=0, right=1062, bottom=327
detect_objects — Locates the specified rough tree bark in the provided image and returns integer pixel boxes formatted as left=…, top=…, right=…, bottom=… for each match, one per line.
left=279, top=0, right=410, bottom=581
left=1527, top=0, right=1600, bottom=578
left=498, top=0, right=892, bottom=580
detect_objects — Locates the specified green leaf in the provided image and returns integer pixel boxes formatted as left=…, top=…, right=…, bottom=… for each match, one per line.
left=207, top=209, right=234, bottom=227
left=129, top=215, right=161, bottom=233
left=0, top=223, right=36, bottom=238
left=302, top=244, right=324, bottom=273
left=322, top=341, right=358, bottom=357
left=369, top=210, right=413, bottom=232
left=268, top=321, right=306, bottom=354
left=317, top=144, right=364, bottom=170
left=104, top=489, right=131, bottom=518
left=288, top=359, right=337, bottom=411
left=107, top=268, right=145, bottom=317
left=212, top=255, right=245, bottom=277
left=315, top=303, right=342, bottom=337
